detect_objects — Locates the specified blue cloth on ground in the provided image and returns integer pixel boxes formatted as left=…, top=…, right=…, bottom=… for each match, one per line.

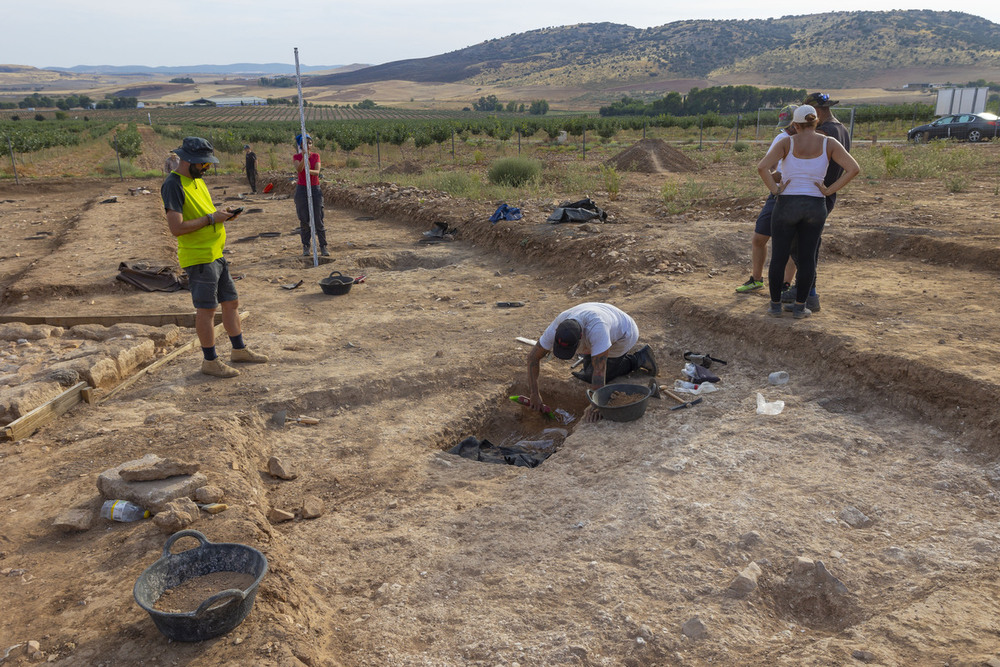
left=489, top=203, right=522, bottom=224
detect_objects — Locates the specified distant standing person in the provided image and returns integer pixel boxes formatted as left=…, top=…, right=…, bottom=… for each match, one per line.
left=243, top=144, right=258, bottom=194
left=293, top=134, right=328, bottom=257
left=161, top=137, right=270, bottom=378
left=757, top=105, right=859, bottom=318
left=735, top=104, right=799, bottom=294
left=781, top=92, right=853, bottom=311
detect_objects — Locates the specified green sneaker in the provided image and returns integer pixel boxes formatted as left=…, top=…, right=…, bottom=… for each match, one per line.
left=736, top=276, right=764, bottom=293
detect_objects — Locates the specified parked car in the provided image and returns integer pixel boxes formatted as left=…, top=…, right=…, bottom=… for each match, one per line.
left=908, top=113, right=1000, bottom=143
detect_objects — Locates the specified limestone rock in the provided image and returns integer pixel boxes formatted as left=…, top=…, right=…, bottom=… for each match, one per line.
left=97, top=454, right=207, bottom=512
left=0, top=381, right=65, bottom=426
left=301, top=495, right=324, bottom=519
left=268, top=456, right=298, bottom=480
left=738, top=531, right=762, bottom=550
left=268, top=508, right=295, bottom=523
left=194, top=486, right=224, bottom=504
left=152, top=497, right=200, bottom=533
left=120, top=458, right=200, bottom=481
left=53, top=509, right=94, bottom=532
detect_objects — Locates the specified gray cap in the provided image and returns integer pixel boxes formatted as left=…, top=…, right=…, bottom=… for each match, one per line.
left=173, top=137, right=219, bottom=164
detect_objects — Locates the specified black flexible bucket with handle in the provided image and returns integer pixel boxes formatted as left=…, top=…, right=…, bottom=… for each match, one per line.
left=133, top=530, right=268, bottom=642
left=586, top=382, right=655, bottom=422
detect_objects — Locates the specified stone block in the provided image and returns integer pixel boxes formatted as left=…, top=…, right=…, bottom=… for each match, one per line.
left=302, top=495, right=324, bottom=519
left=53, top=508, right=94, bottom=532
left=153, top=497, right=200, bottom=533
left=97, top=454, right=207, bottom=513
left=194, top=486, right=224, bottom=504
left=0, top=381, right=65, bottom=426
left=119, top=458, right=200, bottom=481
left=106, top=339, right=156, bottom=376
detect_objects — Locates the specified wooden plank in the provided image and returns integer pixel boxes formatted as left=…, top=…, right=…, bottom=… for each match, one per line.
left=515, top=337, right=537, bottom=346
left=98, top=311, right=249, bottom=405
left=3, top=382, right=89, bottom=442
left=0, top=313, right=223, bottom=328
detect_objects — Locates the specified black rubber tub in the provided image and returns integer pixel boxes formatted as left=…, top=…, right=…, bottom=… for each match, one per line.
left=319, top=270, right=353, bottom=296
left=133, top=530, right=268, bottom=642
left=586, top=381, right=655, bottom=422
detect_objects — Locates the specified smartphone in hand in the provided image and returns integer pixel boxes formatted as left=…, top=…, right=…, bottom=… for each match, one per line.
left=227, top=207, right=245, bottom=221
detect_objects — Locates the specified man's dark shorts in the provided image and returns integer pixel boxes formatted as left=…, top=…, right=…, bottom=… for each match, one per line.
left=754, top=194, right=777, bottom=236
left=183, top=257, right=238, bottom=309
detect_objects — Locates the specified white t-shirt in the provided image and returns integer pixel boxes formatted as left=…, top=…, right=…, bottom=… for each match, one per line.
left=768, top=130, right=791, bottom=173
left=538, top=302, right=639, bottom=358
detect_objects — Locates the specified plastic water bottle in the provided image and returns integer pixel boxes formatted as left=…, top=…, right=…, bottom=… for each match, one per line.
left=768, top=371, right=790, bottom=385
left=100, top=499, right=150, bottom=522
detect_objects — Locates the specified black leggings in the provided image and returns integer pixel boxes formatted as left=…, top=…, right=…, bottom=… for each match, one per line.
left=295, top=185, right=327, bottom=249
left=576, top=353, right=639, bottom=383
left=769, top=195, right=827, bottom=303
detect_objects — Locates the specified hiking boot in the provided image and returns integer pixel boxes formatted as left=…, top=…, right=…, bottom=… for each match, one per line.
left=320, top=247, right=330, bottom=257
left=806, top=294, right=820, bottom=312
left=231, top=347, right=269, bottom=363
left=635, top=345, right=657, bottom=376
left=571, top=370, right=592, bottom=383
left=780, top=283, right=796, bottom=304
left=302, top=247, right=310, bottom=256
left=736, top=276, right=764, bottom=293
left=792, top=304, right=812, bottom=319
left=767, top=302, right=783, bottom=317
left=201, top=359, right=240, bottom=378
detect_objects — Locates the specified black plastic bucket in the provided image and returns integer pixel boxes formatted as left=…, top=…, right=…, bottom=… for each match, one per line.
left=133, top=530, right=268, bottom=642
left=586, top=382, right=654, bottom=422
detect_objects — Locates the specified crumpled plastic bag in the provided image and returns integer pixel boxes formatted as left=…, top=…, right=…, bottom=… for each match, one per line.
left=756, top=392, right=785, bottom=415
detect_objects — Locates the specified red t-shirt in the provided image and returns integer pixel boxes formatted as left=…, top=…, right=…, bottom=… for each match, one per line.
left=294, top=152, right=320, bottom=186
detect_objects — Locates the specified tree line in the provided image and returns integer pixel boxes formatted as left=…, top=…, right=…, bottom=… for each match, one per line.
left=600, top=86, right=808, bottom=116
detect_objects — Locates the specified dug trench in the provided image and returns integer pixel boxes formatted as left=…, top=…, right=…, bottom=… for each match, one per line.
left=3, top=173, right=1000, bottom=665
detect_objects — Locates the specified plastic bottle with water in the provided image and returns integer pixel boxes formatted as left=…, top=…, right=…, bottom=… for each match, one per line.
left=100, top=499, right=150, bottom=522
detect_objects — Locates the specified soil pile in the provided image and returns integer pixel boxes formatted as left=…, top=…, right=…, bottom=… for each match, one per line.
left=383, top=160, right=423, bottom=175
left=605, top=138, right=699, bottom=173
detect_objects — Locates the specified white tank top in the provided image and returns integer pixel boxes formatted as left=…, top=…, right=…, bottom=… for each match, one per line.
left=781, top=136, right=829, bottom=197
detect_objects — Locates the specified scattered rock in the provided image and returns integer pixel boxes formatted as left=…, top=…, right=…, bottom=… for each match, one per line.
left=120, top=458, right=200, bottom=481
left=839, top=506, right=873, bottom=528
left=268, top=508, right=295, bottom=523
left=194, top=486, right=224, bottom=504
left=47, top=369, right=80, bottom=387
left=738, top=531, right=762, bottom=550
left=728, top=562, right=762, bottom=595
left=681, top=616, right=707, bottom=640
left=152, top=497, right=199, bottom=533
left=851, top=649, right=877, bottom=663
left=268, top=456, right=298, bottom=480
left=792, top=556, right=815, bottom=574
left=53, top=509, right=93, bottom=532
left=301, top=495, right=324, bottom=519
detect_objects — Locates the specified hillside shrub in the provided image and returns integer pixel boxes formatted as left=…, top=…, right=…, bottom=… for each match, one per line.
left=599, top=164, right=620, bottom=200
left=487, top=157, right=541, bottom=187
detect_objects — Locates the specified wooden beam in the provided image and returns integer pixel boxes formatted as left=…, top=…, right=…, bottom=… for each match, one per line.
left=98, top=312, right=249, bottom=405
left=3, top=382, right=89, bottom=442
left=0, top=313, right=223, bottom=328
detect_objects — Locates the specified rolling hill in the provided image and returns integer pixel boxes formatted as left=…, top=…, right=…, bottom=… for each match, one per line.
left=308, top=10, right=1000, bottom=90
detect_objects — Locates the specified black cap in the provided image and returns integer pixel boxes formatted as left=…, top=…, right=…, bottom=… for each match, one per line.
left=552, top=319, right=582, bottom=360
left=803, top=92, right=839, bottom=108
left=173, top=137, right=219, bottom=164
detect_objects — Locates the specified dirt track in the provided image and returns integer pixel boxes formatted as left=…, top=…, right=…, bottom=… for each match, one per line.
left=3, top=142, right=1000, bottom=666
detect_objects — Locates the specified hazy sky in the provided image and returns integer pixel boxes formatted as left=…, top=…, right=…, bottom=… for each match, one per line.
left=8, top=1, right=999, bottom=69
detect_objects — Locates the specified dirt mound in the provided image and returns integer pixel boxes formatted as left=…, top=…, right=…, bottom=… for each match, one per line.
left=605, top=138, right=699, bottom=174
left=383, top=160, right=423, bottom=175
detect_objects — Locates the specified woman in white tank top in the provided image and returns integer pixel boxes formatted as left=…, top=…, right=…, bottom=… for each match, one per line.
left=756, top=105, right=860, bottom=318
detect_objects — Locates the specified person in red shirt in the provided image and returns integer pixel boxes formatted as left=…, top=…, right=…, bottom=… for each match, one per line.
left=293, top=134, right=328, bottom=257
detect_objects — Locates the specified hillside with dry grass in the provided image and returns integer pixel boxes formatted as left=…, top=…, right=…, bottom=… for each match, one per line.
left=310, top=10, right=1000, bottom=90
